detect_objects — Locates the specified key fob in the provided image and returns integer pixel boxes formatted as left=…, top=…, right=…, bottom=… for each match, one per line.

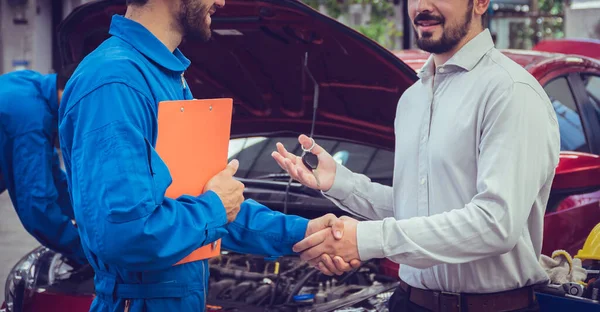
left=302, top=153, right=319, bottom=170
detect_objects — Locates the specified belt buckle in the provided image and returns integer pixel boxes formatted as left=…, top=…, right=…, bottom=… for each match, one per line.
left=440, top=291, right=462, bottom=312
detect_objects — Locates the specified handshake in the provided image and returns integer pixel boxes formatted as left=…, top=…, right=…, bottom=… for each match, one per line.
left=204, top=134, right=362, bottom=276
left=296, top=213, right=362, bottom=275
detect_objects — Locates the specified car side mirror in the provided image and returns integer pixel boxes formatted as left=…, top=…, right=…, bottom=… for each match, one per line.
left=551, top=152, right=600, bottom=196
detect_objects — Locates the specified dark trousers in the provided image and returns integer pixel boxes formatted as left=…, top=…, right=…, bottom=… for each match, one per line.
left=387, top=285, right=540, bottom=312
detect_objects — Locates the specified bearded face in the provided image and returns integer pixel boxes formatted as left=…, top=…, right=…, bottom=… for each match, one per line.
left=411, top=1, right=473, bottom=54
left=178, top=0, right=217, bottom=42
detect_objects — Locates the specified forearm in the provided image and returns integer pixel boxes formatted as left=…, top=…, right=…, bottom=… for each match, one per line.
left=323, top=162, right=394, bottom=220
left=88, top=191, right=229, bottom=271
left=356, top=201, right=525, bottom=268
left=222, top=199, right=308, bottom=256
left=18, top=199, right=86, bottom=263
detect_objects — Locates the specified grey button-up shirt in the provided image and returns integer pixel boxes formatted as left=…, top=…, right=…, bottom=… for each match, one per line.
left=324, top=29, right=560, bottom=293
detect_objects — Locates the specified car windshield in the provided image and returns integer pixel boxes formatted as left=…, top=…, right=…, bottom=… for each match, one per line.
left=228, top=136, right=394, bottom=186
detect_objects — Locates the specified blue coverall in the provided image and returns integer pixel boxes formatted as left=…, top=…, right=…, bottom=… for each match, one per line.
left=58, top=15, right=309, bottom=312
left=0, top=70, right=86, bottom=265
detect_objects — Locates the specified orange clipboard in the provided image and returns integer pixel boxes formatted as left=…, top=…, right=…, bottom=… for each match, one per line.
left=154, top=98, right=233, bottom=266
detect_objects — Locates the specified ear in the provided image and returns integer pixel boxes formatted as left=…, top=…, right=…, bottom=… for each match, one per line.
left=474, top=0, right=490, bottom=16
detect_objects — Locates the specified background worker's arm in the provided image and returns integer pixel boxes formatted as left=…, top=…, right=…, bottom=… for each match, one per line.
left=221, top=199, right=308, bottom=256
left=51, top=148, right=74, bottom=220
left=64, top=83, right=230, bottom=272
left=12, top=130, right=87, bottom=264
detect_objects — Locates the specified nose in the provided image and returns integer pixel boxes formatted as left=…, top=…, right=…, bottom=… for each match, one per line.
left=414, top=0, right=434, bottom=14
left=214, top=0, right=225, bottom=8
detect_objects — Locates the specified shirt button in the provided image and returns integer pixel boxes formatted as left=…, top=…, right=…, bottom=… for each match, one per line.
left=420, top=178, right=427, bottom=185
left=422, top=135, right=427, bottom=142
left=438, top=67, right=445, bottom=73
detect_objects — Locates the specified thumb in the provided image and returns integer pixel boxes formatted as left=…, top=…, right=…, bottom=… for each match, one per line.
left=331, top=218, right=344, bottom=240
left=298, top=134, right=325, bottom=155
left=224, top=159, right=239, bottom=176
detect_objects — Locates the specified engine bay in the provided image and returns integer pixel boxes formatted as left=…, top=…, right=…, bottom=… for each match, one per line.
left=206, top=251, right=398, bottom=312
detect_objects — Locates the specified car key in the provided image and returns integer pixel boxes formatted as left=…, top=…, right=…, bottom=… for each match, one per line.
left=301, top=138, right=321, bottom=188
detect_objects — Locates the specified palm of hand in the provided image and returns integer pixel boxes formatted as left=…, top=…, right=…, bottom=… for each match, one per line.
left=272, top=134, right=337, bottom=191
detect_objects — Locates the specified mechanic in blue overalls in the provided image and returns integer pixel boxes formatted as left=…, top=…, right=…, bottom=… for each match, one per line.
left=0, top=66, right=87, bottom=266
left=58, top=0, right=345, bottom=311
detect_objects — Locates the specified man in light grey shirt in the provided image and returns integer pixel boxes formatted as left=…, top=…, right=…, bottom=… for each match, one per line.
left=272, top=0, right=560, bottom=310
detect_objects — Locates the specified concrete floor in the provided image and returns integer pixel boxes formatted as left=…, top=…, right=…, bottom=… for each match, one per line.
left=0, top=191, right=39, bottom=302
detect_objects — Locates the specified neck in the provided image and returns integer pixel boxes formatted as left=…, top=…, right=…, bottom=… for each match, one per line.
left=433, top=26, right=484, bottom=67
left=125, top=2, right=182, bottom=52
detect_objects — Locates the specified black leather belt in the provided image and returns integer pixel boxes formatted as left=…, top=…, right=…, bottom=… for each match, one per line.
left=399, top=279, right=536, bottom=312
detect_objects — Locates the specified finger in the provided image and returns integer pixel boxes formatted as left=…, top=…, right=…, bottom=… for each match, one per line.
left=271, top=152, right=289, bottom=171
left=331, top=218, right=344, bottom=240
left=276, top=142, right=297, bottom=162
left=317, top=262, right=334, bottom=276
left=297, top=166, right=317, bottom=186
left=298, top=135, right=326, bottom=155
left=333, top=256, right=352, bottom=273
left=307, top=257, right=321, bottom=267
left=300, top=244, right=332, bottom=262
left=224, top=159, right=240, bottom=176
left=350, top=259, right=362, bottom=269
left=293, top=230, right=328, bottom=253
left=284, top=158, right=299, bottom=178
left=321, top=254, right=343, bottom=275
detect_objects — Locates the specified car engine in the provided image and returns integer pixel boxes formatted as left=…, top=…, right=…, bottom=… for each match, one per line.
left=206, top=251, right=398, bottom=312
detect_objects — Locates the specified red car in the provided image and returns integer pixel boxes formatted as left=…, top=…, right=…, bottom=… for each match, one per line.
left=3, top=0, right=600, bottom=311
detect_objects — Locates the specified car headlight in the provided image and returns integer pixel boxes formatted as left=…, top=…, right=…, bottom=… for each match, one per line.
left=4, top=247, right=46, bottom=312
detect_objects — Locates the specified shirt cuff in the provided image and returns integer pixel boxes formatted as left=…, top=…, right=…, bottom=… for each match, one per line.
left=322, top=162, right=354, bottom=200
left=288, top=217, right=310, bottom=244
left=202, top=190, right=229, bottom=229
left=356, top=220, right=385, bottom=260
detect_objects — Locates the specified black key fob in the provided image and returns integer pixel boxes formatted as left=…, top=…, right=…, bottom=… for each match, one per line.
left=302, top=153, right=319, bottom=170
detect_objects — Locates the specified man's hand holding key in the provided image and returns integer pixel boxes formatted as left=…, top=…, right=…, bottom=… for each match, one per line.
left=205, top=159, right=245, bottom=222
left=271, top=134, right=337, bottom=192
left=271, top=135, right=360, bottom=275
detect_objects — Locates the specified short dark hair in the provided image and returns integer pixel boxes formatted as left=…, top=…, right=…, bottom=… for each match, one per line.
left=126, top=0, right=149, bottom=5
left=56, top=62, right=79, bottom=91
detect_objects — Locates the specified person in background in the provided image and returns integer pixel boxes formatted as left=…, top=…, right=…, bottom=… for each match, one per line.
left=0, top=65, right=87, bottom=266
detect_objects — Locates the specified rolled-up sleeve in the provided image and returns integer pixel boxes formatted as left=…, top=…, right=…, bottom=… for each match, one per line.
left=356, top=82, right=560, bottom=266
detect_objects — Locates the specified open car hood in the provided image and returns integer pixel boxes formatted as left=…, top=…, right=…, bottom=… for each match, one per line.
left=58, top=0, right=418, bottom=150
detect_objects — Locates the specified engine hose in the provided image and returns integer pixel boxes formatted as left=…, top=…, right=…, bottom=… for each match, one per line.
left=285, top=269, right=319, bottom=304
left=269, top=271, right=281, bottom=306
left=246, top=284, right=273, bottom=305
left=337, top=264, right=365, bottom=285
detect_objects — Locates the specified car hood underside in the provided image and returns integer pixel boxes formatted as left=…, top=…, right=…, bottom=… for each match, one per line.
left=58, top=0, right=418, bottom=150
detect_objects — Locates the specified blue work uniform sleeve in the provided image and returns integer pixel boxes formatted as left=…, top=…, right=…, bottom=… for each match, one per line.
left=65, top=83, right=228, bottom=272
left=51, top=149, right=74, bottom=220
left=222, top=199, right=309, bottom=256
left=12, top=131, right=87, bottom=264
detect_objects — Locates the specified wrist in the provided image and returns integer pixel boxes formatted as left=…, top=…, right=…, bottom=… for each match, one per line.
left=322, top=162, right=354, bottom=200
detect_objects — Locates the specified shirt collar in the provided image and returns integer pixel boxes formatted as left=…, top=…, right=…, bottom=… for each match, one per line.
left=41, top=73, right=59, bottom=118
left=417, top=29, right=495, bottom=79
left=108, top=15, right=191, bottom=72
